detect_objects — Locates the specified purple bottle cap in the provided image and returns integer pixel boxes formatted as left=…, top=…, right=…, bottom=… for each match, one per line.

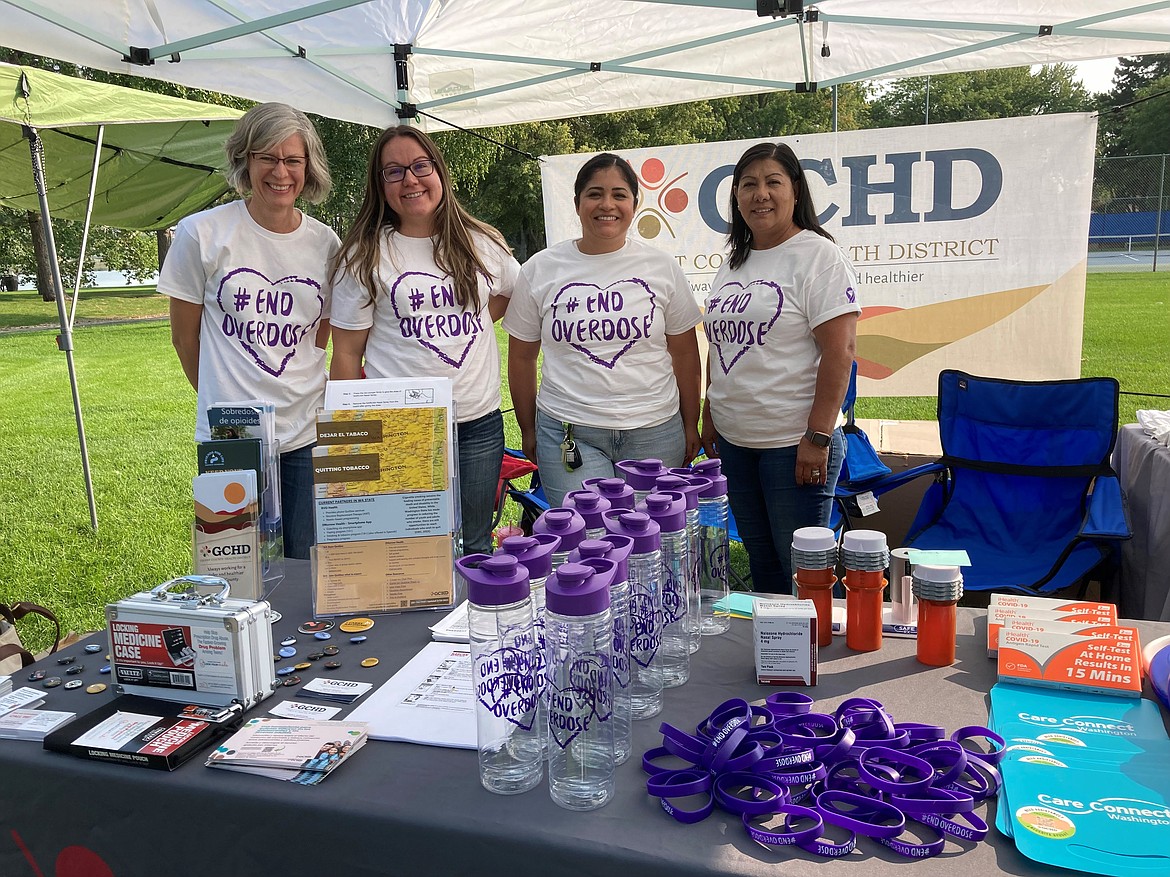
left=667, top=467, right=694, bottom=478
left=562, top=490, right=612, bottom=530
left=496, top=532, right=560, bottom=579
left=582, top=477, right=636, bottom=511
left=694, top=469, right=726, bottom=498
left=616, top=458, right=668, bottom=491
left=532, top=508, right=587, bottom=552
left=602, top=510, right=661, bottom=554
left=655, top=474, right=706, bottom=511
left=546, top=561, right=612, bottom=616
left=455, top=554, right=530, bottom=606
left=637, top=491, right=686, bottom=532
left=568, top=539, right=612, bottom=562
left=692, top=458, right=723, bottom=480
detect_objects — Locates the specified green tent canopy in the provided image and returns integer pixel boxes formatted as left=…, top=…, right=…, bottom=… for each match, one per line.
left=0, top=61, right=243, bottom=230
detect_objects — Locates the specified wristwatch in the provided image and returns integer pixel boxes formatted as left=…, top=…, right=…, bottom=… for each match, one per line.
left=804, top=428, right=832, bottom=448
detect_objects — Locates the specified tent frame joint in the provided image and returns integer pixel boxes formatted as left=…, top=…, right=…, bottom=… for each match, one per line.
left=124, top=47, right=155, bottom=66
left=1038, top=25, right=1054, bottom=37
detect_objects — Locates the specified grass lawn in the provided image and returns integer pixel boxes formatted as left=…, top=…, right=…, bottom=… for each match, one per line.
left=1, top=271, right=1166, bottom=653
left=0, top=287, right=167, bottom=329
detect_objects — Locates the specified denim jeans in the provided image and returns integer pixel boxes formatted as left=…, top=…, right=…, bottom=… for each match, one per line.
left=717, top=430, right=845, bottom=594
left=535, top=409, right=686, bottom=508
left=280, top=444, right=316, bottom=560
left=457, top=409, right=505, bottom=556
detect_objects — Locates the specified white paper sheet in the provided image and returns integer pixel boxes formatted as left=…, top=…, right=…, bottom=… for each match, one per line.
left=344, top=642, right=475, bottom=749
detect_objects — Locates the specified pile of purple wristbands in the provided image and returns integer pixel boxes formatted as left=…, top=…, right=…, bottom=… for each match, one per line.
left=642, top=694, right=1004, bottom=859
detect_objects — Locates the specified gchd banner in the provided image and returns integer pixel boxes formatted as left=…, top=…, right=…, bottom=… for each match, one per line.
left=539, top=114, right=1096, bottom=396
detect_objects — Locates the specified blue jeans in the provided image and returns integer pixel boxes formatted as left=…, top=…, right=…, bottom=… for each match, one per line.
left=280, top=444, right=316, bottom=560
left=717, top=430, right=845, bottom=594
left=457, top=409, right=505, bottom=556
left=535, top=409, right=685, bottom=508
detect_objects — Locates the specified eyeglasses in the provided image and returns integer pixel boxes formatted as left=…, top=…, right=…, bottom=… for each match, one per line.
left=250, top=152, right=306, bottom=171
left=381, top=159, right=437, bottom=184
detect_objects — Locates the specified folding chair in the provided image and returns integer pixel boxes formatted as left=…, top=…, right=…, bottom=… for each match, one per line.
left=494, top=448, right=549, bottom=536
left=852, top=370, right=1131, bottom=595
left=831, top=361, right=891, bottom=531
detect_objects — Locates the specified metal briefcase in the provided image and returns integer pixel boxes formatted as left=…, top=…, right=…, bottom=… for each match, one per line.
left=106, top=576, right=277, bottom=708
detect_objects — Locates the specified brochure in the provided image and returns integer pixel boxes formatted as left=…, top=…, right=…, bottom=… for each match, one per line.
left=0, top=708, right=76, bottom=741
left=206, top=717, right=367, bottom=784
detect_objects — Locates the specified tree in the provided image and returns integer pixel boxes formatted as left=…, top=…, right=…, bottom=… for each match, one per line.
left=1122, top=74, right=1170, bottom=157
left=1097, top=53, right=1170, bottom=157
left=869, top=65, right=1091, bottom=128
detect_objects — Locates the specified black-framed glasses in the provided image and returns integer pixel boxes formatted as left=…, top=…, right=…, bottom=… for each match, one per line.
left=250, top=152, right=306, bottom=170
left=381, top=159, right=437, bottom=184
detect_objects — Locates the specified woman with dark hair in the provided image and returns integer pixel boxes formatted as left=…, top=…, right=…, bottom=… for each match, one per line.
left=329, top=125, right=519, bottom=556
left=162, top=102, right=339, bottom=560
left=505, top=152, right=703, bottom=507
left=700, top=142, right=860, bottom=593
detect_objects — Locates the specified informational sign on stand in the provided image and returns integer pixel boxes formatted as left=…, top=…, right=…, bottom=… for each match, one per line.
left=311, top=378, right=458, bottom=617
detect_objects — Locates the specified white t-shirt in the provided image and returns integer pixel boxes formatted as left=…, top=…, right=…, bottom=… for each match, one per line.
left=504, top=238, right=702, bottom=429
left=329, top=231, right=519, bottom=424
left=703, top=230, right=861, bottom=448
left=159, top=200, right=340, bottom=452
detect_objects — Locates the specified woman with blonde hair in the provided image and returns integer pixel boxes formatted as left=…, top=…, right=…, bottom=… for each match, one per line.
left=330, top=126, right=519, bottom=555
left=162, top=102, right=339, bottom=559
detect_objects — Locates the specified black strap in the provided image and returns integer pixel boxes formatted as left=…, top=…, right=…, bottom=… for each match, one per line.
left=0, top=601, right=62, bottom=660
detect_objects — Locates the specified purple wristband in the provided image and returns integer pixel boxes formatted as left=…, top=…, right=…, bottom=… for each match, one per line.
left=890, top=785, right=977, bottom=816
left=940, top=756, right=1001, bottom=801
left=814, top=727, right=856, bottom=766
left=826, top=757, right=900, bottom=797
left=660, top=794, right=714, bottom=824
left=659, top=722, right=706, bottom=765
left=773, top=712, right=839, bottom=747
left=816, top=790, right=906, bottom=839
left=642, top=746, right=697, bottom=777
left=743, top=806, right=824, bottom=847
left=765, top=691, right=815, bottom=716
left=713, top=771, right=790, bottom=816
left=909, top=740, right=969, bottom=785
left=835, top=697, right=886, bottom=725
left=752, top=742, right=816, bottom=773
left=849, top=729, right=911, bottom=750
left=704, top=722, right=750, bottom=773
left=702, top=703, right=775, bottom=738
left=765, top=760, right=829, bottom=787
left=951, top=726, right=1006, bottom=766
left=722, top=741, right=765, bottom=773
left=857, top=747, right=935, bottom=795
left=918, top=809, right=990, bottom=842
left=646, top=769, right=713, bottom=799
left=878, top=820, right=946, bottom=859
left=895, top=722, right=946, bottom=744
left=697, top=698, right=750, bottom=738
left=797, top=830, right=858, bottom=858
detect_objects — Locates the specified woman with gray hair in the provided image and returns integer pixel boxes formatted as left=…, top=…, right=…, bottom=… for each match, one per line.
left=160, top=102, right=340, bottom=559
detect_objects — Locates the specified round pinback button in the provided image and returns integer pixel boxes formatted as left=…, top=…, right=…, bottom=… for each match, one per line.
left=360, top=658, right=380, bottom=669
left=282, top=675, right=302, bottom=687
left=322, top=646, right=340, bottom=656
left=278, top=646, right=297, bottom=659
left=313, top=632, right=332, bottom=641
left=86, top=683, right=107, bottom=694
left=66, top=665, right=85, bottom=676
left=324, top=661, right=342, bottom=670
left=294, top=662, right=312, bottom=671
left=56, top=656, right=76, bottom=665
left=307, top=652, right=325, bottom=661
left=280, top=637, right=297, bottom=647
left=43, top=677, right=62, bottom=688
left=339, top=617, right=375, bottom=633
left=298, top=620, right=334, bottom=635
left=276, top=666, right=296, bottom=676
left=349, top=635, right=368, bottom=644
left=268, top=610, right=282, bottom=624
left=99, top=665, right=111, bottom=674
left=84, top=643, right=103, bottom=654
left=28, top=669, right=46, bottom=681
left=64, top=679, right=84, bottom=690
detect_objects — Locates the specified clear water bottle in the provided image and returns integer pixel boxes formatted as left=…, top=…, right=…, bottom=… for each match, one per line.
left=655, top=474, right=708, bottom=655
left=545, top=561, right=616, bottom=811
left=603, top=510, right=663, bottom=720
left=692, top=459, right=730, bottom=636
left=455, top=554, right=543, bottom=795
left=569, top=536, right=635, bottom=765
left=638, top=491, right=690, bottom=688
left=562, top=490, right=612, bottom=540
left=581, top=476, right=635, bottom=511
left=533, top=508, right=587, bottom=571
left=496, top=533, right=560, bottom=758
left=615, top=458, right=668, bottom=504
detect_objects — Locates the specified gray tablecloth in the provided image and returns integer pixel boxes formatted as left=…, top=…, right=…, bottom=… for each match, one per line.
left=2, top=562, right=1168, bottom=877
left=1115, top=423, right=1170, bottom=621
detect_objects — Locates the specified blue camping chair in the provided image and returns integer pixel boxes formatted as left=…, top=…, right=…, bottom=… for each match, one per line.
left=842, top=370, right=1130, bottom=595
left=830, top=361, right=892, bottom=531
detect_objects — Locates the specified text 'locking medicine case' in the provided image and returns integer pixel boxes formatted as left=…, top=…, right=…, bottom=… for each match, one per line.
left=105, top=576, right=277, bottom=708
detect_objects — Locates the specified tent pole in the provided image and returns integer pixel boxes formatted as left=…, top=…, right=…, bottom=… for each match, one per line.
left=24, top=124, right=99, bottom=532
left=69, top=124, right=105, bottom=332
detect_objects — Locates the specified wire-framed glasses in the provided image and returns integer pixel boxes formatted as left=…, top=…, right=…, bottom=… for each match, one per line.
left=381, top=159, right=437, bottom=184
left=250, top=152, right=306, bottom=170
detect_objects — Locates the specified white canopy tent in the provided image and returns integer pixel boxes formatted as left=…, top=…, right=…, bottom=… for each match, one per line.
left=1, top=1, right=1169, bottom=131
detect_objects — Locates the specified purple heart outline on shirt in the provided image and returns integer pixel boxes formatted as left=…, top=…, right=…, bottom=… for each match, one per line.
left=550, top=278, right=657, bottom=369
left=389, top=270, right=480, bottom=369
left=708, top=279, right=784, bottom=375
left=216, top=268, right=324, bottom=377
